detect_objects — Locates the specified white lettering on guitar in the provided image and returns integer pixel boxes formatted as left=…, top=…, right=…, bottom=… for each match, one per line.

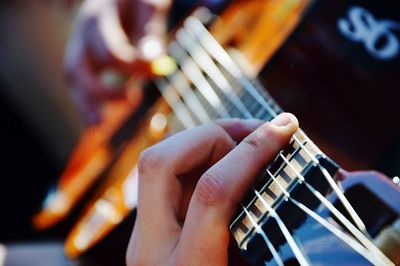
left=337, top=6, right=400, bottom=60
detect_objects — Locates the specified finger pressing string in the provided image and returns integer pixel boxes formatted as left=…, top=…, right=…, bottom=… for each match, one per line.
left=176, top=113, right=298, bottom=264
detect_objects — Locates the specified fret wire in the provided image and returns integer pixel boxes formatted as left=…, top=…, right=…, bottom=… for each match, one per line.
left=241, top=140, right=302, bottom=215
left=235, top=142, right=304, bottom=246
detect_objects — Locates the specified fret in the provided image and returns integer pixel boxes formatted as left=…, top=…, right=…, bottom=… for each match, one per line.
left=230, top=131, right=322, bottom=247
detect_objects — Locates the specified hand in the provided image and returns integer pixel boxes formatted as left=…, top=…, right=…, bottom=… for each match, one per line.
left=64, top=0, right=171, bottom=124
left=126, top=113, right=299, bottom=265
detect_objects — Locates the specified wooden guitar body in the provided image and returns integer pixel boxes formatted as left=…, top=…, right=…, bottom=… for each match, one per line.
left=33, top=0, right=400, bottom=264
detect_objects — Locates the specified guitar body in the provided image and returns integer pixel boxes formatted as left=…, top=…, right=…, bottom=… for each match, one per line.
left=33, top=0, right=400, bottom=264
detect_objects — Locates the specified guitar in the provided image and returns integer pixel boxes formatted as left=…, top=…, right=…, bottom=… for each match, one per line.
left=34, top=0, right=400, bottom=264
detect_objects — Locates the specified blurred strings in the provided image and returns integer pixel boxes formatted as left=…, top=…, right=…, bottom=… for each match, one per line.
left=154, top=15, right=394, bottom=266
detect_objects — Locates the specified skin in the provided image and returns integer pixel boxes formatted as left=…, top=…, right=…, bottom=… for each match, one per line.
left=126, top=113, right=299, bottom=265
left=64, top=0, right=172, bottom=124
left=64, top=0, right=225, bottom=124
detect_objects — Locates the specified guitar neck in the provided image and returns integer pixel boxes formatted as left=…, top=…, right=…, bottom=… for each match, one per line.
left=154, top=14, right=340, bottom=263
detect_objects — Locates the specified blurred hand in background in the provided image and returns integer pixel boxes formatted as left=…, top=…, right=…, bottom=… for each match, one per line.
left=64, top=0, right=172, bottom=124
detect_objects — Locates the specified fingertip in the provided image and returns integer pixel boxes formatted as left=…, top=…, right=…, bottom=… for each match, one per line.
left=270, top=112, right=299, bottom=132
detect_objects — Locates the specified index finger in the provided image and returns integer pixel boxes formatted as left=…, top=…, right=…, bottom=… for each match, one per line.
left=129, top=119, right=263, bottom=260
left=176, top=113, right=298, bottom=263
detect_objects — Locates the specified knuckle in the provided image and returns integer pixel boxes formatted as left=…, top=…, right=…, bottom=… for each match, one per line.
left=138, top=147, right=162, bottom=176
left=195, top=169, right=225, bottom=207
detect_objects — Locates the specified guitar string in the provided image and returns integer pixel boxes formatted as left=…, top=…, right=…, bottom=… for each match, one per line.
left=155, top=16, right=392, bottom=264
left=265, top=169, right=386, bottom=266
left=169, top=42, right=230, bottom=119
left=241, top=204, right=285, bottom=266
left=155, top=78, right=196, bottom=128
left=176, top=28, right=253, bottom=119
left=279, top=154, right=393, bottom=266
left=252, top=189, right=311, bottom=266
left=167, top=70, right=211, bottom=123
left=184, top=16, right=369, bottom=237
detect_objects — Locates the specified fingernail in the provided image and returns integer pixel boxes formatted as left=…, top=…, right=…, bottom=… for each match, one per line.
left=271, top=113, right=294, bottom=127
